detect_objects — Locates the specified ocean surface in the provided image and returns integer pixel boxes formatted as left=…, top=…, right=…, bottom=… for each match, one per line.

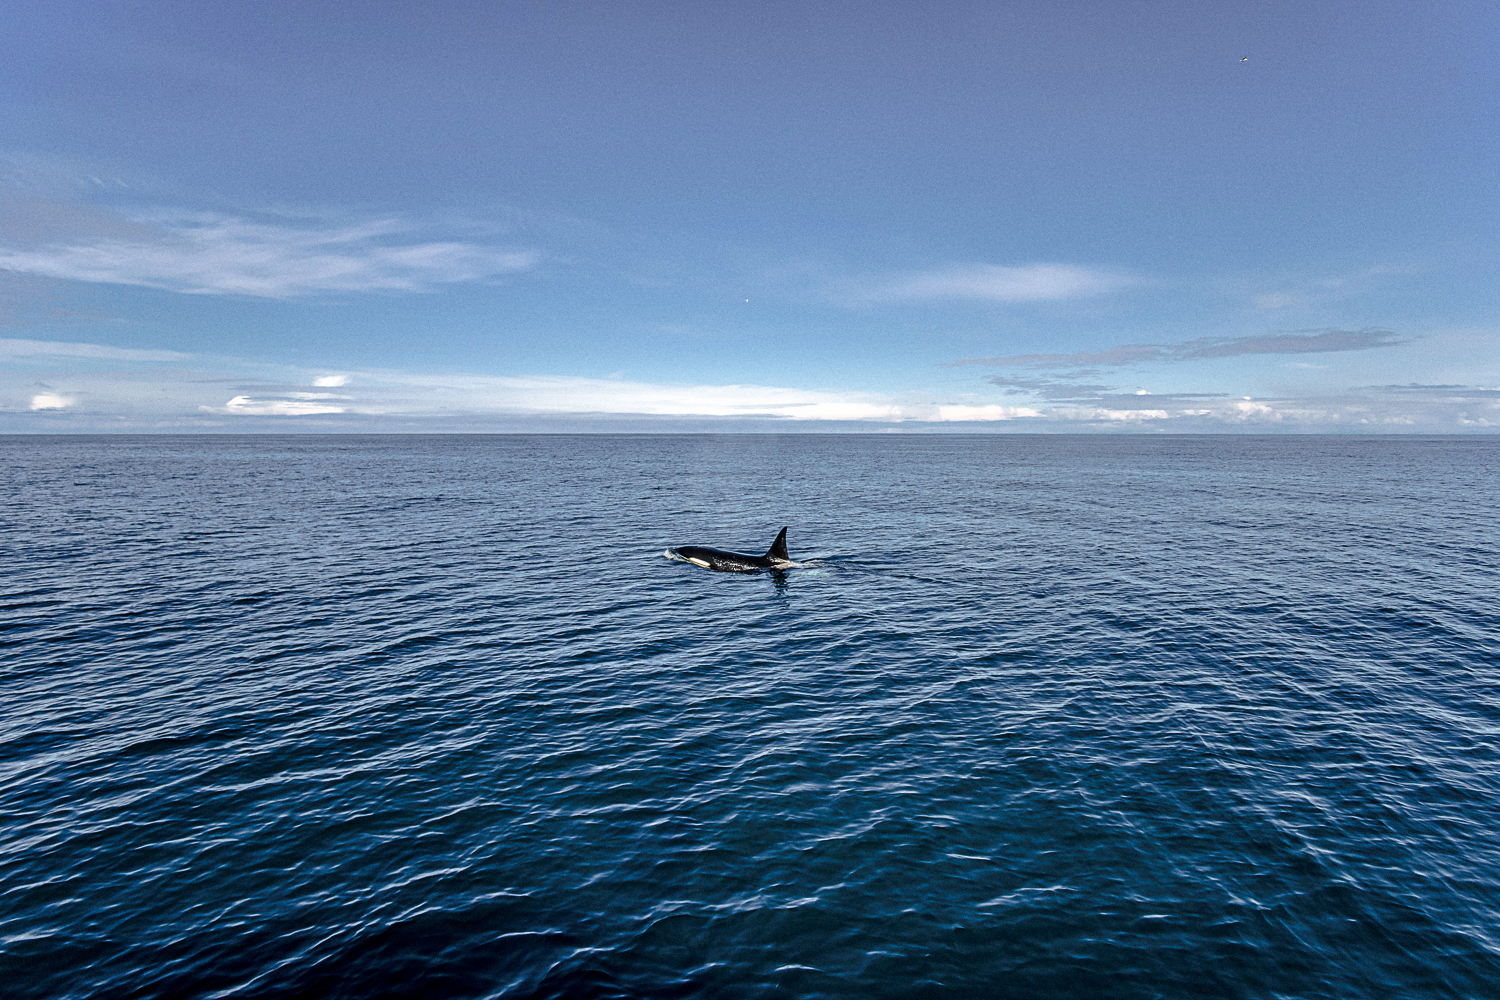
left=4, top=433, right=1499, bottom=1000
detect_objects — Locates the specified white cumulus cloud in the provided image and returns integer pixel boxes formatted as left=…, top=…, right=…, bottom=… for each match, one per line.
left=29, top=392, right=74, bottom=410
left=932, top=404, right=1044, bottom=421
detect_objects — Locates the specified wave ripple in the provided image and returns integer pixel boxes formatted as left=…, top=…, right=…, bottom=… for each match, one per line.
left=3, top=434, right=1499, bottom=999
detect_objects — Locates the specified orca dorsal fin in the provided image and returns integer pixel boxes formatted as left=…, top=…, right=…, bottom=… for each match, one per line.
left=765, top=527, right=789, bottom=562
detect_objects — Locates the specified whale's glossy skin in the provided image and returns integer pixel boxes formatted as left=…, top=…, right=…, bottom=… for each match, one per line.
left=671, top=527, right=791, bottom=573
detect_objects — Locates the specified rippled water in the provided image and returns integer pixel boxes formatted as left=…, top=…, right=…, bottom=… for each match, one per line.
left=4, top=434, right=1499, bottom=999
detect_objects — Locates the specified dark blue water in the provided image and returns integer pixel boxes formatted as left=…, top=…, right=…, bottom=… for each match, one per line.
left=4, top=434, right=1499, bottom=999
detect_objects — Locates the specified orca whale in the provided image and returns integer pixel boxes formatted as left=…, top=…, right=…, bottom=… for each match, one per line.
left=670, top=527, right=791, bottom=573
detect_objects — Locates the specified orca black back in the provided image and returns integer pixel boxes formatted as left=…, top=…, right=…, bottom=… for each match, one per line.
left=671, top=527, right=792, bottom=573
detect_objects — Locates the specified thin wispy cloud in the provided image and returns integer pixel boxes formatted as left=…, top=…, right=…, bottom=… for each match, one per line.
left=849, top=263, right=1134, bottom=305
left=984, top=374, right=1193, bottom=400
left=208, top=393, right=350, bottom=416
left=1243, top=263, right=1424, bottom=311
left=955, top=328, right=1410, bottom=370
left=0, top=336, right=193, bottom=362
left=0, top=207, right=536, bottom=298
left=1184, top=329, right=1409, bottom=359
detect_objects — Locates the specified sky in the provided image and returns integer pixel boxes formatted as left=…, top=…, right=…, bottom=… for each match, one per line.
left=2, top=0, right=1497, bottom=432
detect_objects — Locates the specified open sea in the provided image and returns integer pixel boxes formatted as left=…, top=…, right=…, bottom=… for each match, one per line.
left=4, top=433, right=1500, bottom=1000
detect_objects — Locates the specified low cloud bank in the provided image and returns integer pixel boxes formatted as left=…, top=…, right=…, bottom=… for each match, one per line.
left=194, top=374, right=1042, bottom=423
left=3, top=337, right=1496, bottom=433
left=948, top=328, right=1441, bottom=426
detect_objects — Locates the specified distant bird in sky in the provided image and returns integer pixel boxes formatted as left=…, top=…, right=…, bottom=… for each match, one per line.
left=1240, top=56, right=1248, bottom=62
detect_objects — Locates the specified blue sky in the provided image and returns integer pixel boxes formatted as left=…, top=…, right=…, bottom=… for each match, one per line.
left=2, top=0, right=1497, bottom=431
